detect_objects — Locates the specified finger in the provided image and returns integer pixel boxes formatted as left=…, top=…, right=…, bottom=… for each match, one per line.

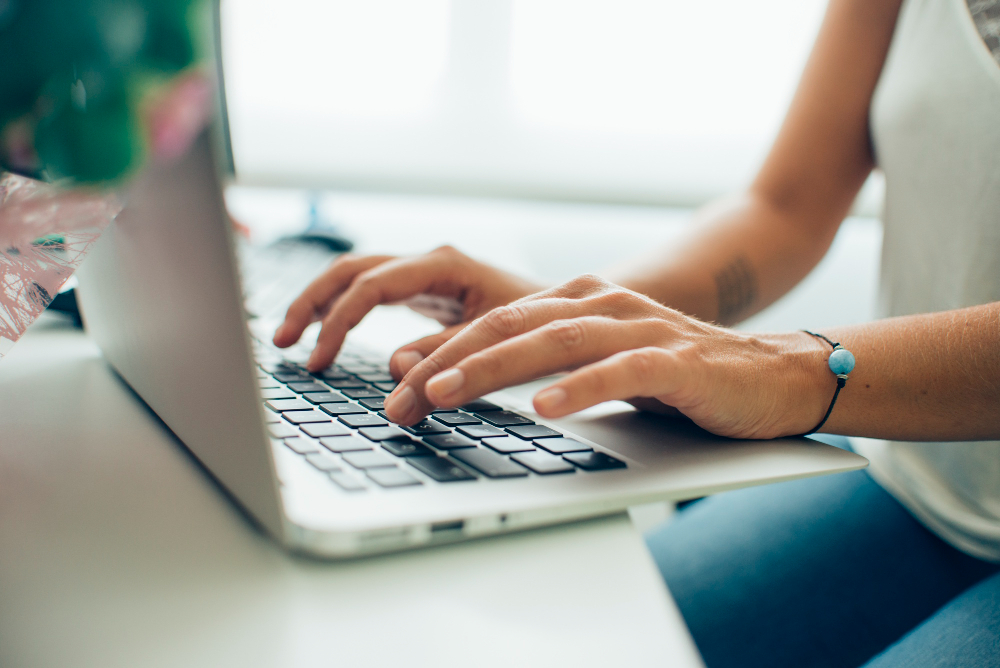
left=532, top=347, right=689, bottom=418
left=388, top=324, right=466, bottom=380
left=382, top=298, right=595, bottom=423
left=422, top=316, right=655, bottom=409
left=308, top=251, right=474, bottom=371
left=273, top=254, right=391, bottom=347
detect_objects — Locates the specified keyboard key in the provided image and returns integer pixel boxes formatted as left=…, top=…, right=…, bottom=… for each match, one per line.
left=343, top=450, right=397, bottom=469
left=325, top=378, right=368, bottom=389
left=283, top=409, right=333, bottom=424
left=305, top=453, right=342, bottom=472
left=382, top=440, right=435, bottom=458
left=359, top=398, right=386, bottom=411
left=482, top=436, right=536, bottom=454
left=260, top=388, right=296, bottom=400
left=268, top=423, right=298, bottom=438
left=434, top=413, right=482, bottom=427
left=262, top=411, right=282, bottom=424
left=338, top=363, right=376, bottom=374
left=317, top=368, right=352, bottom=380
left=319, top=403, right=366, bottom=416
left=374, top=381, right=399, bottom=392
left=284, top=436, right=320, bottom=454
left=274, top=372, right=310, bottom=383
left=287, top=381, right=330, bottom=394
left=357, top=372, right=394, bottom=383
left=423, top=433, right=478, bottom=450
left=258, top=378, right=281, bottom=389
left=301, top=422, right=351, bottom=438
left=265, top=398, right=312, bottom=412
left=367, top=467, right=422, bottom=488
left=339, top=413, right=389, bottom=428
left=533, top=437, right=593, bottom=454
left=452, top=447, right=529, bottom=478
left=506, top=424, right=562, bottom=440
left=261, top=361, right=298, bottom=374
left=512, top=451, right=576, bottom=475
left=475, top=410, right=534, bottom=427
left=457, top=424, right=506, bottom=439
left=351, top=365, right=383, bottom=374
left=461, top=399, right=502, bottom=412
left=563, top=451, right=627, bottom=471
left=342, top=387, right=385, bottom=399
left=329, top=471, right=366, bottom=492
left=320, top=435, right=373, bottom=453
left=431, top=408, right=459, bottom=414
left=408, top=456, right=478, bottom=482
left=303, top=391, right=348, bottom=404
left=359, top=426, right=411, bottom=442
left=402, top=419, right=450, bottom=436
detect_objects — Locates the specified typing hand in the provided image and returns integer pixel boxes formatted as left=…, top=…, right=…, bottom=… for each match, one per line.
left=383, top=274, right=830, bottom=439
left=273, top=245, right=546, bottom=376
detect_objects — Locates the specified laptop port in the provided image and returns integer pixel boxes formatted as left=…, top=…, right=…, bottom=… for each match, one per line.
left=430, top=520, right=464, bottom=535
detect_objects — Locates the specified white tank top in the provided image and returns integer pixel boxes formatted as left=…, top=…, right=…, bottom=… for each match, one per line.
left=855, top=0, right=1000, bottom=561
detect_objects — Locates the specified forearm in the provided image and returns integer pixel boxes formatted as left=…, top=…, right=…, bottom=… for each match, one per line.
left=795, top=303, right=1000, bottom=441
left=606, top=0, right=901, bottom=326
left=604, top=190, right=840, bottom=325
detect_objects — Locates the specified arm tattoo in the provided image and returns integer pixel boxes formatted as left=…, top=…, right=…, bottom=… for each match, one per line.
left=714, top=255, right=758, bottom=324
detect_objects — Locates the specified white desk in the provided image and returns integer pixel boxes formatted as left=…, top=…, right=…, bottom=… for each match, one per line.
left=0, top=313, right=703, bottom=668
left=2, top=187, right=882, bottom=667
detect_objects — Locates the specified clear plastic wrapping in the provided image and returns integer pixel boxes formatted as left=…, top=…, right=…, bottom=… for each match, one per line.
left=0, top=173, right=119, bottom=356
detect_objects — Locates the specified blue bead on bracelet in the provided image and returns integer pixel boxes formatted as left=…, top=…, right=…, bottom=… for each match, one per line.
left=828, top=347, right=856, bottom=376
left=801, top=330, right=855, bottom=435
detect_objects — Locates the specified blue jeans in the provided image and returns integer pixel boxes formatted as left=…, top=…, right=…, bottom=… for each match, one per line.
left=645, top=437, right=1000, bottom=668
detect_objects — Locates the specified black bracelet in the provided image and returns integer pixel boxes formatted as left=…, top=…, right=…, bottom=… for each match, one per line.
left=801, top=330, right=855, bottom=436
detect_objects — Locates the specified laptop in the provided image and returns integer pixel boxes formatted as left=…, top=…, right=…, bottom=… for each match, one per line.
left=72, top=15, right=867, bottom=559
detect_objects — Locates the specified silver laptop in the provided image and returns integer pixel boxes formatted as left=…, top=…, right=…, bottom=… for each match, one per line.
left=72, top=129, right=866, bottom=558
left=73, top=9, right=866, bottom=556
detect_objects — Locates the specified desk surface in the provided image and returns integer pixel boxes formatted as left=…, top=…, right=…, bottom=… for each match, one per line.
left=2, top=186, right=881, bottom=667
left=0, top=315, right=704, bottom=668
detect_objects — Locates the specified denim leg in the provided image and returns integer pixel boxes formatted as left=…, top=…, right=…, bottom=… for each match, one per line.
left=863, top=571, right=1000, bottom=668
left=645, top=469, right=999, bottom=668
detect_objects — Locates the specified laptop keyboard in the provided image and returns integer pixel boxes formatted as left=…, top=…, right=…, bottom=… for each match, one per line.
left=251, top=340, right=626, bottom=493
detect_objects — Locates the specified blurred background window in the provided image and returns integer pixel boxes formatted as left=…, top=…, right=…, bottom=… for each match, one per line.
left=223, top=0, right=883, bottom=211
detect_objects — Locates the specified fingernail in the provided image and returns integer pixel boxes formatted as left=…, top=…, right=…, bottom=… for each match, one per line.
left=307, top=349, right=323, bottom=371
left=427, top=368, right=464, bottom=400
left=534, top=387, right=567, bottom=412
left=395, top=350, right=424, bottom=376
left=385, top=385, right=416, bottom=420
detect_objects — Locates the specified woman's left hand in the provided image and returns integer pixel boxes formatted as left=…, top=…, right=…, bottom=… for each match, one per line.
left=383, top=274, right=831, bottom=439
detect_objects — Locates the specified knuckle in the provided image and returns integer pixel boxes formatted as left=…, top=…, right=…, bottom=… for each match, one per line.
left=589, top=287, right=633, bottom=312
left=627, top=347, right=661, bottom=385
left=411, top=353, right=446, bottom=381
left=481, top=304, right=528, bottom=338
left=581, top=365, right=611, bottom=396
left=349, top=270, right=380, bottom=296
left=566, top=273, right=606, bottom=292
left=431, top=244, right=462, bottom=260
left=545, top=318, right=587, bottom=349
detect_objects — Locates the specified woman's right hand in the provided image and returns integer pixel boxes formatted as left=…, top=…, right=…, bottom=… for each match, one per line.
left=273, top=245, right=545, bottom=377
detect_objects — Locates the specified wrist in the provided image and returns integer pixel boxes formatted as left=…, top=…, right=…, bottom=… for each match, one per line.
left=759, top=331, right=837, bottom=437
